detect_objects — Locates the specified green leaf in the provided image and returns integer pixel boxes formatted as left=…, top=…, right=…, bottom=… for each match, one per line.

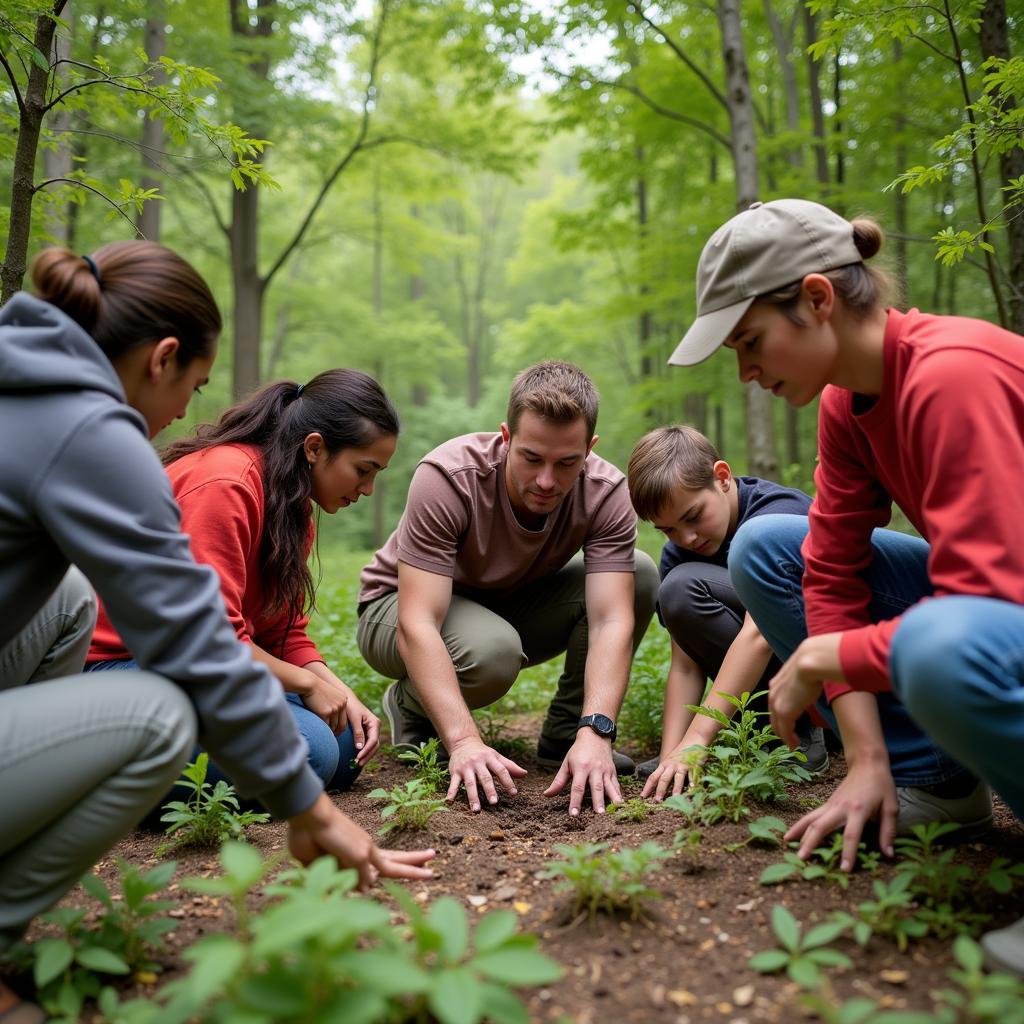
left=760, top=863, right=797, bottom=885
left=318, top=988, right=390, bottom=1024
left=34, top=938, right=74, bottom=987
left=473, top=947, right=563, bottom=985
left=479, top=981, right=530, bottom=1024
left=81, top=872, right=114, bottom=908
left=76, top=947, right=132, bottom=975
left=747, top=949, right=790, bottom=974
left=474, top=910, right=519, bottom=952
left=179, top=934, right=246, bottom=1003
left=430, top=897, right=470, bottom=963
left=771, top=905, right=801, bottom=951
left=331, top=950, right=431, bottom=995
left=30, top=46, right=49, bottom=71
left=806, top=948, right=852, bottom=968
left=953, top=934, right=984, bottom=972
left=429, top=968, right=483, bottom=1024
left=787, top=955, right=821, bottom=989
left=804, top=921, right=848, bottom=948
left=219, top=841, right=266, bottom=887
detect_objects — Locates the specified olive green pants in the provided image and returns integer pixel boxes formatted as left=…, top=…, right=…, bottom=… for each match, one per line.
left=356, top=552, right=659, bottom=746
left=0, top=569, right=196, bottom=951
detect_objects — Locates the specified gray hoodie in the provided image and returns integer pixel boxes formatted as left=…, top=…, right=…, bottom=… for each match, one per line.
left=0, top=294, right=322, bottom=819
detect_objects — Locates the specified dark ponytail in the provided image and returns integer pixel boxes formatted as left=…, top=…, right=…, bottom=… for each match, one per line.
left=163, top=369, right=399, bottom=617
left=31, top=241, right=220, bottom=366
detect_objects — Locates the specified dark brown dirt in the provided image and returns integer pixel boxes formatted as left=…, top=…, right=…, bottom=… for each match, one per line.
left=14, top=723, right=1024, bottom=1023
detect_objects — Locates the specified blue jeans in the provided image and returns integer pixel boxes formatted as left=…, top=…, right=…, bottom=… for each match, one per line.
left=87, top=660, right=361, bottom=793
left=727, top=515, right=971, bottom=788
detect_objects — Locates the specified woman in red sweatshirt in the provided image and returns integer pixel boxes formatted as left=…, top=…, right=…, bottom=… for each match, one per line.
left=89, top=369, right=397, bottom=794
left=669, top=198, right=1024, bottom=975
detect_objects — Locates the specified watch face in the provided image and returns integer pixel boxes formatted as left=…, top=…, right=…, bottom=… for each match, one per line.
left=589, top=714, right=615, bottom=736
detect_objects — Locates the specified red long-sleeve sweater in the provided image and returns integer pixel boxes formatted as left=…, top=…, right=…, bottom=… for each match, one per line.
left=804, top=308, right=1024, bottom=700
left=88, top=443, right=322, bottom=667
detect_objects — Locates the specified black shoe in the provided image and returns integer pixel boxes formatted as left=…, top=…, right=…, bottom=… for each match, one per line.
left=535, top=736, right=636, bottom=776
left=382, top=682, right=443, bottom=757
left=636, top=756, right=661, bottom=781
left=796, top=724, right=829, bottom=774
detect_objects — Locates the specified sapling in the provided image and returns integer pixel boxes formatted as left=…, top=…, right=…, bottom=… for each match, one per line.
left=369, top=777, right=448, bottom=834
left=396, top=737, right=449, bottom=793
left=158, top=754, right=269, bottom=853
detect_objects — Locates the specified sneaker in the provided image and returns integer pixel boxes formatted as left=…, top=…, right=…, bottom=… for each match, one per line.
left=637, top=756, right=661, bottom=781
left=895, top=779, right=993, bottom=838
left=535, top=736, right=636, bottom=776
left=981, top=915, right=1024, bottom=977
left=796, top=724, right=829, bottom=775
left=381, top=682, right=440, bottom=756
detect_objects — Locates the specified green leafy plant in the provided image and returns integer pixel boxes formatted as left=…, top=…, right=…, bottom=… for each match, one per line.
left=671, top=827, right=704, bottom=873
left=610, top=796, right=653, bottom=822
left=980, top=857, right=1024, bottom=895
left=11, top=861, right=177, bottom=1023
left=724, top=815, right=786, bottom=853
left=748, top=905, right=851, bottom=988
left=158, top=753, right=269, bottom=853
left=396, top=737, right=450, bottom=793
left=110, top=842, right=562, bottom=1024
left=541, top=841, right=671, bottom=918
left=473, top=708, right=531, bottom=759
left=829, top=874, right=930, bottom=952
left=369, top=777, right=448, bottom=834
left=760, top=836, right=856, bottom=890
left=932, top=934, right=1024, bottom=1024
left=616, top=646, right=667, bottom=752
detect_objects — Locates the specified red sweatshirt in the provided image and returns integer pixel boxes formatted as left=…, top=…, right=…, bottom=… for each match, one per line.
left=804, top=308, right=1024, bottom=700
left=89, top=443, right=322, bottom=667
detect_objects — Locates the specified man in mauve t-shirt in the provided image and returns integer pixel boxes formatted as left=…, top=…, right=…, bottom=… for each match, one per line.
left=357, top=361, right=659, bottom=815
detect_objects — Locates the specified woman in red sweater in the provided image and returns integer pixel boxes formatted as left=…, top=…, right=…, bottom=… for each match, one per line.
left=89, top=369, right=397, bottom=794
left=669, top=198, right=1024, bottom=974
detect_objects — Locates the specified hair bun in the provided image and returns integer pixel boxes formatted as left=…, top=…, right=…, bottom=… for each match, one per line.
left=850, top=218, right=884, bottom=261
left=30, top=247, right=101, bottom=333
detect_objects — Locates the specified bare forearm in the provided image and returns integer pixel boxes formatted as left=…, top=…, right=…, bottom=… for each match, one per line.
left=397, top=621, right=479, bottom=748
left=250, top=642, right=311, bottom=694
left=583, top=618, right=633, bottom=718
left=661, top=658, right=703, bottom=756
left=830, top=689, right=890, bottom=766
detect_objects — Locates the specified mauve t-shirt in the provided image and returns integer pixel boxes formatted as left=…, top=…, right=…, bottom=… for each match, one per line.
left=359, top=432, right=638, bottom=604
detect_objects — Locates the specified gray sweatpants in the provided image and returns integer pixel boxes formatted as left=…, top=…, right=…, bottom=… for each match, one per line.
left=0, top=569, right=196, bottom=950
left=357, top=552, right=660, bottom=746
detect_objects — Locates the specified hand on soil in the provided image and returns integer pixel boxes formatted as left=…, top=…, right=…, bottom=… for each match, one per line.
left=543, top=731, right=621, bottom=815
left=446, top=737, right=528, bottom=812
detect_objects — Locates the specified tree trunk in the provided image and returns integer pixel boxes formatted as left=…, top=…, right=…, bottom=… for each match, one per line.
left=979, top=0, right=1024, bottom=333
left=763, top=0, right=801, bottom=175
left=892, top=41, right=909, bottom=303
left=802, top=5, right=830, bottom=193
left=717, top=0, right=779, bottom=480
left=372, top=176, right=386, bottom=549
left=1, top=2, right=67, bottom=301
left=636, top=144, right=654, bottom=395
left=230, top=183, right=264, bottom=399
left=42, top=0, right=73, bottom=247
left=137, top=0, right=166, bottom=241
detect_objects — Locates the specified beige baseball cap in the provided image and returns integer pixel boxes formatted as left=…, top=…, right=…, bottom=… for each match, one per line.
left=668, top=199, right=863, bottom=367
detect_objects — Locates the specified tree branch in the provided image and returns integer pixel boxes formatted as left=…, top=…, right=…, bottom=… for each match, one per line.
left=36, top=177, right=142, bottom=234
left=179, top=166, right=230, bottom=238
left=0, top=50, right=25, bottom=114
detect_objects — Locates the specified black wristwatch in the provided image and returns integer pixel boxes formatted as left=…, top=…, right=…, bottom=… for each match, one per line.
left=578, top=713, right=617, bottom=742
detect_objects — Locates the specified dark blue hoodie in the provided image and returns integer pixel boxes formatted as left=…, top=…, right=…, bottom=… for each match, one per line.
left=0, top=294, right=321, bottom=818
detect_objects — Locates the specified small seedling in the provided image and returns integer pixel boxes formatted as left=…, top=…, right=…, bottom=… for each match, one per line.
left=158, top=754, right=269, bottom=853
left=829, top=874, right=930, bottom=952
left=982, top=857, right=1024, bottom=894
left=396, top=737, right=449, bottom=793
left=671, top=827, right=704, bottom=872
left=541, top=841, right=671, bottom=918
left=473, top=708, right=530, bottom=758
left=724, top=815, right=786, bottom=853
left=611, top=796, right=653, bottom=822
left=760, top=836, right=854, bottom=890
left=748, top=904, right=851, bottom=988
left=369, top=777, right=448, bottom=834
left=933, top=934, right=1024, bottom=1023
left=10, top=861, right=177, bottom=1023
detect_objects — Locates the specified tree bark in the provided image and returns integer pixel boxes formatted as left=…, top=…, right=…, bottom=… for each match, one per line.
left=137, top=0, right=167, bottom=241
left=42, top=0, right=73, bottom=247
left=802, top=5, right=830, bottom=193
left=717, top=0, right=779, bottom=480
left=979, top=0, right=1024, bottom=333
left=1, top=1, right=68, bottom=301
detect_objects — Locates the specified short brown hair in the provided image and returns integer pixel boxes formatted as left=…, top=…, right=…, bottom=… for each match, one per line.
left=628, top=425, right=720, bottom=521
left=506, top=361, right=599, bottom=440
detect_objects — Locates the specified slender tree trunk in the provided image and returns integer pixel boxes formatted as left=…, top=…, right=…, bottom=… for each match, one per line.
left=1, top=1, right=67, bottom=301
left=372, top=175, right=386, bottom=549
left=137, top=0, right=166, bottom=241
left=763, top=0, right=801, bottom=175
left=892, top=41, right=909, bottom=303
left=718, top=0, right=779, bottom=479
left=409, top=204, right=428, bottom=407
left=979, top=0, right=1024, bottom=332
left=636, top=144, right=654, bottom=398
left=42, top=0, right=73, bottom=247
left=803, top=5, right=830, bottom=194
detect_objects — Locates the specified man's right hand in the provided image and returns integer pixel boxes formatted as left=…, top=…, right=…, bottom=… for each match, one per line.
left=287, top=793, right=435, bottom=889
left=446, top=737, right=527, bottom=812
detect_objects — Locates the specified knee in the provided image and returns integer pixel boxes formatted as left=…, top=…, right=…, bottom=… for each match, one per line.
left=728, top=515, right=805, bottom=608
left=455, top=627, right=525, bottom=699
left=59, top=565, right=99, bottom=641
left=658, top=563, right=709, bottom=634
left=633, top=550, right=659, bottom=623
left=298, top=715, right=342, bottom=787
left=132, top=673, right=199, bottom=771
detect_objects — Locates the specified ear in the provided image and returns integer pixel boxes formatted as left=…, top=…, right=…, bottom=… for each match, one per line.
left=500, top=422, right=511, bottom=445
left=802, top=274, right=835, bottom=323
left=303, top=432, right=325, bottom=466
left=147, top=337, right=180, bottom=381
left=587, top=432, right=599, bottom=457
left=712, top=460, right=733, bottom=490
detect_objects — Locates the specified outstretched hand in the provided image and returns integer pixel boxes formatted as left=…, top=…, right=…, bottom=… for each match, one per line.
left=288, top=792, right=435, bottom=890
left=446, top=737, right=527, bottom=812
left=544, top=729, right=621, bottom=815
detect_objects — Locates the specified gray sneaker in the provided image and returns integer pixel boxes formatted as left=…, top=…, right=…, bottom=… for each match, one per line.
left=796, top=724, right=829, bottom=775
left=895, top=779, right=993, bottom=838
left=982, top=915, right=1024, bottom=977
left=381, top=682, right=440, bottom=756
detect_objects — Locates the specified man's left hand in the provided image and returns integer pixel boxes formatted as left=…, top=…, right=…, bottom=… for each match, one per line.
left=543, top=728, right=621, bottom=815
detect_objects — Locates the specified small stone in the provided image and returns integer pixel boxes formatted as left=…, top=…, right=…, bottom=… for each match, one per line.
left=489, top=829, right=505, bottom=840
left=715, top=1002, right=733, bottom=1015
left=666, top=989, right=697, bottom=1007
left=735, top=899, right=757, bottom=912
left=699, top=916, right=712, bottom=925
left=449, top=834, right=464, bottom=845
left=513, top=900, right=531, bottom=914
left=880, top=969, right=909, bottom=985
left=467, top=894, right=488, bottom=907
left=733, top=985, right=755, bottom=1007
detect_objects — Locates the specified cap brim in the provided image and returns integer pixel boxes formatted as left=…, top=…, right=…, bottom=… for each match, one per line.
left=667, top=298, right=754, bottom=367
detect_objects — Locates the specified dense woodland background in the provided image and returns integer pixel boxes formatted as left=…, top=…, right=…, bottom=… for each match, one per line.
left=2, top=0, right=1022, bottom=554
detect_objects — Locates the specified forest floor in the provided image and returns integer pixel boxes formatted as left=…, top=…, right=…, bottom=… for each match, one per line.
left=28, top=712, right=1024, bottom=1024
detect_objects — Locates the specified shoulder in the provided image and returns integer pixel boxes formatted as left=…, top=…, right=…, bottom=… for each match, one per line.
left=582, top=450, right=626, bottom=489
left=168, top=444, right=264, bottom=503
left=737, top=476, right=812, bottom=520
left=420, top=433, right=504, bottom=478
